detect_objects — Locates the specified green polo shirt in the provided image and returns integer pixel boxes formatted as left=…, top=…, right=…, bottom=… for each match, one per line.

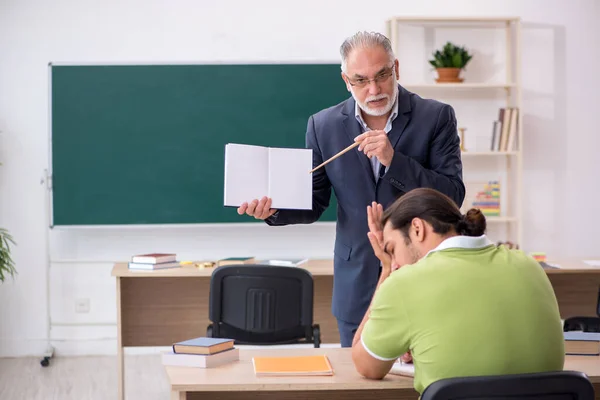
left=361, top=235, right=565, bottom=395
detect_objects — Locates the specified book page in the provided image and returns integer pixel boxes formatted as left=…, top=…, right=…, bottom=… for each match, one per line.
left=389, top=360, right=415, bottom=377
left=224, top=144, right=268, bottom=207
left=267, top=147, right=312, bottom=210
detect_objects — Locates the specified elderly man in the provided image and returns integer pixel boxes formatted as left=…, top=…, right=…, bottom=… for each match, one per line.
left=238, top=31, right=465, bottom=347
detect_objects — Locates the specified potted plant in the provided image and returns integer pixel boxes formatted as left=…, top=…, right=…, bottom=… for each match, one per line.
left=0, top=228, right=16, bottom=282
left=429, top=42, right=473, bottom=83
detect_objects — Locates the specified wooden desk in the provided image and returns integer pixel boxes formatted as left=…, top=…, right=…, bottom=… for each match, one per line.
left=165, top=348, right=600, bottom=400
left=112, top=258, right=600, bottom=400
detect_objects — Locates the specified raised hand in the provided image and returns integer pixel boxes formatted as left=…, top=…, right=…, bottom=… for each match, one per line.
left=237, top=196, right=277, bottom=220
left=366, top=201, right=392, bottom=275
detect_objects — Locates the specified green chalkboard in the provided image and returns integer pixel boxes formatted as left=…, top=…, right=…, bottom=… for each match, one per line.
left=50, top=64, right=349, bottom=225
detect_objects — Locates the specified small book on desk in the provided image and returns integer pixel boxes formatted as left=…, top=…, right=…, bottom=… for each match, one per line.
left=131, top=253, right=176, bottom=264
left=173, top=337, right=235, bottom=355
left=252, top=355, right=333, bottom=376
left=564, top=331, right=600, bottom=356
left=389, top=360, right=415, bottom=377
left=162, top=348, right=239, bottom=368
left=223, top=143, right=312, bottom=210
left=216, top=257, right=255, bottom=267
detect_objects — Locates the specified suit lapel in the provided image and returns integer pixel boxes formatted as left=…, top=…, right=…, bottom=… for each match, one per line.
left=342, top=98, right=376, bottom=185
left=387, top=85, right=412, bottom=149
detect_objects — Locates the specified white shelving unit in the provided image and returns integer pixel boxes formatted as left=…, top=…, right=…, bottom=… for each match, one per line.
left=386, top=16, right=523, bottom=246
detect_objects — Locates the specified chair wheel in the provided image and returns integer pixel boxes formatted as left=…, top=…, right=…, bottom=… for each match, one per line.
left=40, top=357, right=50, bottom=367
left=206, top=325, right=214, bottom=337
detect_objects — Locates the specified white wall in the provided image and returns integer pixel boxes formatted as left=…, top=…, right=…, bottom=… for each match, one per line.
left=0, top=0, right=598, bottom=357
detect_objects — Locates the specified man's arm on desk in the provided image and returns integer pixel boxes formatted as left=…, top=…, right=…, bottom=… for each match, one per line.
left=352, top=271, right=411, bottom=380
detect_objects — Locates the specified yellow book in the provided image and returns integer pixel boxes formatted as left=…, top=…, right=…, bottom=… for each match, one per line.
left=252, top=355, right=334, bottom=376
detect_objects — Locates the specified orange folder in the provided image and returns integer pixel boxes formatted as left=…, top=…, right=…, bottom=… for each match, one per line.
left=252, top=355, right=334, bottom=376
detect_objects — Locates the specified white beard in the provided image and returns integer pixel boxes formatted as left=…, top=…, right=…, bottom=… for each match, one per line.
left=353, top=83, right=398, bottom=117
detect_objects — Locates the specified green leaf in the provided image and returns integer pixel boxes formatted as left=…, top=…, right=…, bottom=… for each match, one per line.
left=452, top=53, right=463, bottom=68
left=429, top=41, right=472, bottom=69
left=0, top=228, right=17, bottom=283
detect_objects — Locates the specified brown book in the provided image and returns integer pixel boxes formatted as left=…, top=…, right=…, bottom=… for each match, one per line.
left=499, top=107, right=512, bottom=151
left=216, top=257, right=255, bottom=267
left=172, top=337, right=234, bottom=355
left=506, top=107, right=519, bottom=151
left=564, top=332, right=600, bottom=356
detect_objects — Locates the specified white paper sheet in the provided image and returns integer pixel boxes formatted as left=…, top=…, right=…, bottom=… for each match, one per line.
left=224, top=144, right=268, bottom=207
left=223, top=143, right=312, bottom=210
left=389, top=360, right=415, bottom=377
left=268, top=147, right=312, bottom=210
left=583, top=260, right=600, bottom=267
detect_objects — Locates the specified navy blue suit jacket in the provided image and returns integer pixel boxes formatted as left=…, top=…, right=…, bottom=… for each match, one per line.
left=266, top=85, right=465, bottom=324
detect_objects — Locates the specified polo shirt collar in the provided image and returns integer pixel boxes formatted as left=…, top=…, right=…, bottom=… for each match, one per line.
left=425, top=235, right=494, bottom=258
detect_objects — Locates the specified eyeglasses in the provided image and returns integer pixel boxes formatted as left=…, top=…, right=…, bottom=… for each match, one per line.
left=345, top=66, right=395, bottom=88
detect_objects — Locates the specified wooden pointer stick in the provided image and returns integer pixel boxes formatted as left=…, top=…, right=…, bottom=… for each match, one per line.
left=309, top=141, right=360, bottom=174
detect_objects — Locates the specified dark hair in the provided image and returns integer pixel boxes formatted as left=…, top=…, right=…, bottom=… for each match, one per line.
left=381, top=188, right=486, bottom=239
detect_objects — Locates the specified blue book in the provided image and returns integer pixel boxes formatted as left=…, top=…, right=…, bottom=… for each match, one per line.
left=172, top=337, right=234, bottom=355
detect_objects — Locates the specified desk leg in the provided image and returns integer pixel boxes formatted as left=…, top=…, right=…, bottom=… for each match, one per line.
left=117, top=277, right=125, bottom=400
left=171, top=391, right=185, bottom=400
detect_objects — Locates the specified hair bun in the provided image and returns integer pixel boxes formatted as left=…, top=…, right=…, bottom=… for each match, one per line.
left=458, top=208, right=486, bottom=236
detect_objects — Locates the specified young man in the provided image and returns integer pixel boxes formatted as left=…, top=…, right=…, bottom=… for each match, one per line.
left=352, top=188, right=565, bottom=395
left=237, top=31, right=465, bottom=347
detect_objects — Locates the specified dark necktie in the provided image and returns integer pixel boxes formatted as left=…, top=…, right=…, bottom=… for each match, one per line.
left=379, top=164, right=386, bottom=179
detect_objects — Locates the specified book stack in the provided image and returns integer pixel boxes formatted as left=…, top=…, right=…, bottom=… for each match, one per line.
left=162, top=337, right=239, bottom=368
left=128, top=253, right=180, bottom=270
left=472, top=181, right=500, bottom=216
left=530, top=252, right=547, bottom=263
left=491, top=107, right=519, bottom=151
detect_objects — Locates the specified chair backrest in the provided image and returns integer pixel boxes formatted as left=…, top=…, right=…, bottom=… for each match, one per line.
left=208, top=264, right=314, bottom=344
left=564, top=316, right=600, bottom=333
left=421, top=371, right=595, bottom=400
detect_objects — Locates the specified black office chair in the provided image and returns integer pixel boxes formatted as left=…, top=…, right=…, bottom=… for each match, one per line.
left=564, top=316, right=600, bottom=332
left=421, top=371, right=595, bottom=400
left=563, top=288, right=600, bottom=332
left=206, top=264, right=321, bottom=347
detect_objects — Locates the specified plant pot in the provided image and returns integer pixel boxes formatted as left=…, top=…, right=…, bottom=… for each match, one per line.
left=435, top=68, right=463, bottom=83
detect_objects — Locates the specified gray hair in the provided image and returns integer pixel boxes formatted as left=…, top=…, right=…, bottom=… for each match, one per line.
left=340, top=31, right=395, bottom=73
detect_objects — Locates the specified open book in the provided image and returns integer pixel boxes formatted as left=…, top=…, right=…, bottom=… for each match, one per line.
left=389, top=359, right=415, bottom=377
left=224, top=143, right=312, bottom=210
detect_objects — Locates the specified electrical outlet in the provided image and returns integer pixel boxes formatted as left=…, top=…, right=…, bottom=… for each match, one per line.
left=75, top=298, right=90, bottom=313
